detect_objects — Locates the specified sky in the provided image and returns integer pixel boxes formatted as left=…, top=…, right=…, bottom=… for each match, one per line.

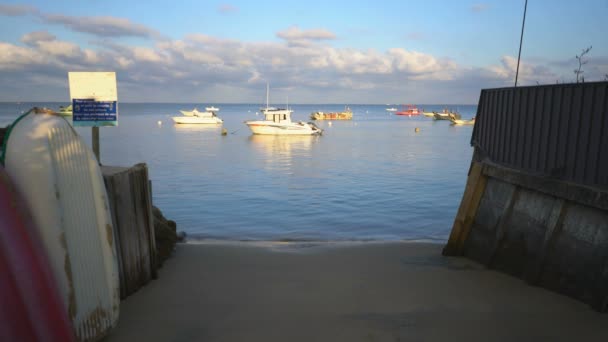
left=0, top=0, right=607, bottom=104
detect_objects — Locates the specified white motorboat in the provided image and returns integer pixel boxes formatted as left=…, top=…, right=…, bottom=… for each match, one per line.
left=179, top=108, right=205, bottom=117
left=386, top=107, right=397, bottom=112
left=173, top=109, right=223, bottom=124
left=57, top=104, right=72, bottom=116
left=244, top=85, right=322, bottom=135
left=451, top=117, right=476, bottom=125
left=205, top=106, right=219, bottom=112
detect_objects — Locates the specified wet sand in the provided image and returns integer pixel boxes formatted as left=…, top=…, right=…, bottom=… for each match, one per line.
left=106, top=242, right=608, bottom=341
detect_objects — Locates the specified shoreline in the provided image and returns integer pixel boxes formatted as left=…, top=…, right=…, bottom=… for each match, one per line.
left=106, top=242, right=608, bottom=341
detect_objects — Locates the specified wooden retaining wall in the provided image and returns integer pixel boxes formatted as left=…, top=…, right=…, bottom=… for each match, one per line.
left=102, top=164, right=157, bottom=299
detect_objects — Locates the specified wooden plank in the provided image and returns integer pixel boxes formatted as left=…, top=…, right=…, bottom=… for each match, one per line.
left=115, top=169, right=142, bottom=297
left=146, top=174, right=158, bottom=279
left=104, top=175, right=127, bottom=299
left=443, top=161, right=488, bottom=256
left=101, top=164, right=159, bottom=298
left=130, top=167, right=151, bottom=283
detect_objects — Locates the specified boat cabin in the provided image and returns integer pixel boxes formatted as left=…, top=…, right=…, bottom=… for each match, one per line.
left=262, top=109, right=292, bottom=123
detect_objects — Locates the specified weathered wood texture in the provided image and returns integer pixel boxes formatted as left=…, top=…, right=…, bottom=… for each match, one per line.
left=442, top=162, right=487, bottom=256
left=102, top=164, right=157, bottom=299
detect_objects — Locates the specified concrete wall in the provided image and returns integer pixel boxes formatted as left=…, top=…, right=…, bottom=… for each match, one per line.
left=445, top=159, right=608, bottom=312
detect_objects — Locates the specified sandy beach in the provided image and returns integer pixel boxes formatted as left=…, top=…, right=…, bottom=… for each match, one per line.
left=105, top=242, right=607, bottom=342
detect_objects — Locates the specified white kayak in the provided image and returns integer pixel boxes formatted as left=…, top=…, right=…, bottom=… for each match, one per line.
left=2, top=108, right=120, bottom=341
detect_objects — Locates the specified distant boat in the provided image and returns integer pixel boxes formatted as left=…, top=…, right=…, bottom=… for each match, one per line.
left=244, top=84, right=323, bottom=135
left=433, top=108, right=461, bottom=121
left=57, top=104, right=72, bottom=116
left=395, top=104, right=421, bottom=116
left=450, top=117, right=475, bottom=125
left=422, top=110, right=435, bottom=117
left=179, top=108, right=204, bottom=117
left=310, top=107, right=353, bottom=120
left=173, top=108, right=223, bottom=124
left=386, top=107, right=397, bottom=112
left=205, top=106, right=219, bottom=112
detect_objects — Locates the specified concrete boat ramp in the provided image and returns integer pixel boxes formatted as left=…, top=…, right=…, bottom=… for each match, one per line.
left=106, top=242, right=608, bottom=342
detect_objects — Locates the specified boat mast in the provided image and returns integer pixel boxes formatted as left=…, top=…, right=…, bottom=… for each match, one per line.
left=266, top=82, right=270, bottom=110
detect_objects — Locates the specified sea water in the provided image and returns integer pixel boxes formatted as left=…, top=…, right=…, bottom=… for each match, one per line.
left=0, top=103, right=475, bottom=242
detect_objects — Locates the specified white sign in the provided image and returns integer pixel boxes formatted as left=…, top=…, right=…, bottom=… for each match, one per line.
left=68, top=72, right=118, bottom=126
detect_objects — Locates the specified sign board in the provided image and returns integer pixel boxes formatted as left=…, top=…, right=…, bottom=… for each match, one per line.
left=68, top=72, right=118, bottom=127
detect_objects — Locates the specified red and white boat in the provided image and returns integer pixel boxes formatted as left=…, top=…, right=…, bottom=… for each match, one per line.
left=395, top=104, right=421, bottom=116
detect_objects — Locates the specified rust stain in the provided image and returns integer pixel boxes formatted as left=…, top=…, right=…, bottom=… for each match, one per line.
left=60, top=233, right=77, bottom=321
left=106, top=223, right=113, bottom=247
left=102, top=196, right=109, bottom=211
left=78, top=306, right=111, bottom=341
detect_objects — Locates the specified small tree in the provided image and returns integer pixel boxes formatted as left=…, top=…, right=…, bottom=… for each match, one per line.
left=574, top=46, right=592, bottom=83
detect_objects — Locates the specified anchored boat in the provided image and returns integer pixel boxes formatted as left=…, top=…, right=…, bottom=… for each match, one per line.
left=57, top=104, right=73, bottom=116
left=310, top=107, right=353, bottom=120
left=173, top=108, right=223, bottom=124
left=245, top=85, right=322, bottom=135
left=395, top=104, right=421, bottom=116
left=433, top=108, right=461, bottom=121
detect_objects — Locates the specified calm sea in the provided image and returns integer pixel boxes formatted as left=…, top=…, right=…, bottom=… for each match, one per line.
left=0, top=102, right=476, bottom=242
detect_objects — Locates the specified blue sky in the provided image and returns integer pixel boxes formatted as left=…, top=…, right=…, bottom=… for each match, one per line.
left=0, top=0, right=606, bottom=103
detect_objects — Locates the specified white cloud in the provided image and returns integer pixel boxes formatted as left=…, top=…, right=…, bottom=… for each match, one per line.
left=2, top=4, right=159, bottom=39
left=485, top=55, right=559, bottom=85
left=21, top=31, right=56, bottom=45
left=0, top=4, right=38, bottom=16
left=0, top=42, right=46, bottom=70
left=218, top=4, right=239, bottom=14
left=42, top=14, right=160, bottom=38
left=277, top=26, right=336, bottom=46
left=1, top=23, right=604, bottom=103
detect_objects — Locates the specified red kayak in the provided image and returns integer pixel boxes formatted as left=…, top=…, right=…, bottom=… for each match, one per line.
left=0, top=166, right=75, bottom=342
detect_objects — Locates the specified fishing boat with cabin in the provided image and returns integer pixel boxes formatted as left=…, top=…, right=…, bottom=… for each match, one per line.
left=245, top=85, right=323, bottom=135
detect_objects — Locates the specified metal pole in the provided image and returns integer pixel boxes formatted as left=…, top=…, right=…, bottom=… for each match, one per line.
left=92, top=126, right=100, bottom=163
left=514, top=0, right=528, bottom=87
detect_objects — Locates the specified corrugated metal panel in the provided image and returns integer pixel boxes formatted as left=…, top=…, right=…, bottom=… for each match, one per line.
left=472, top=82, right=608, bottom=189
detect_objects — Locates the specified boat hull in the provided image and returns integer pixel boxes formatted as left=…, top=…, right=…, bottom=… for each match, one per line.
left=310, top=111, right=353, bottom=120
left=451, top=119, right=475, bottom=125
left=434, top=112, right=462, bottom=120
left=3, top=109, right=120, bottom=341
left=245, top=121, right=322, bottom=135
left=172, top=116, right=223, bottom=124
left=0, top=165, right=75, bottom=342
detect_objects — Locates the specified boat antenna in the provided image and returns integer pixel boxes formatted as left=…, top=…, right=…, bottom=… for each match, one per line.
left=514, top=0, right=528, bottom=87
left=266, top=82, right=270, bottom=110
